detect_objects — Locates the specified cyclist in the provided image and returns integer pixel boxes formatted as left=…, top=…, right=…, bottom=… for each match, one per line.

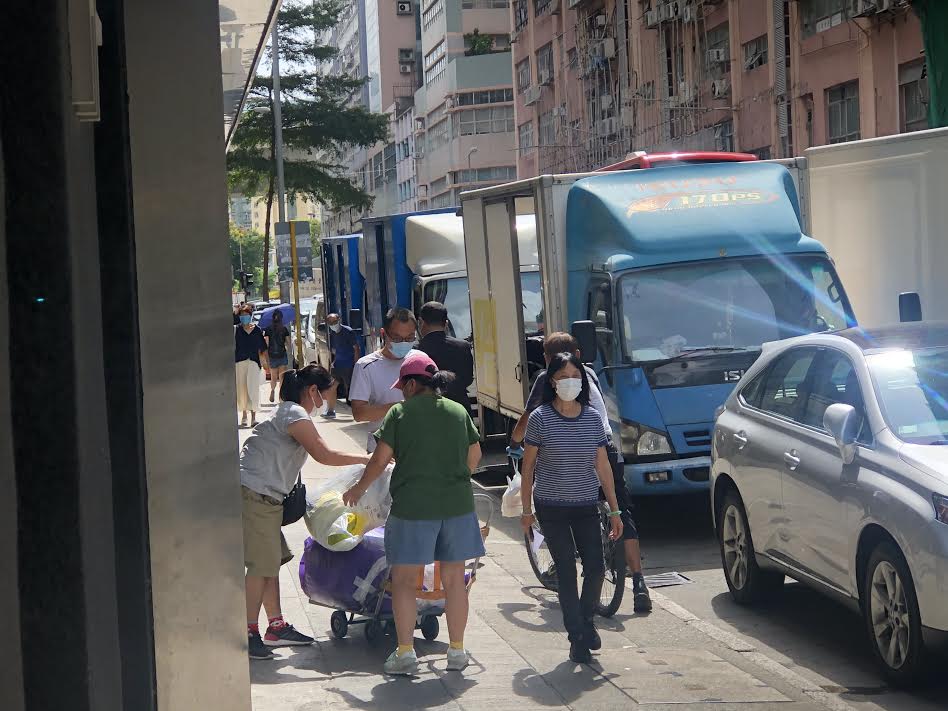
left=509, top=332, right=652, bottom=612
left=519, top=351, right=622, bottom=664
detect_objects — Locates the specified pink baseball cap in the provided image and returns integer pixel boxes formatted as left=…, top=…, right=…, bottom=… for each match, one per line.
left=392, top=351, right=438, bottom=389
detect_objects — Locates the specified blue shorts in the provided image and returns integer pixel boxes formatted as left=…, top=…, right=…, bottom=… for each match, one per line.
left=384, top=512, right=485, bottom=566
left=268, top=355, right=288, bottom=368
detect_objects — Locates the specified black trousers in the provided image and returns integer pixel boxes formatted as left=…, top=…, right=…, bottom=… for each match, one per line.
left=535, top=504, right=605, bottom=644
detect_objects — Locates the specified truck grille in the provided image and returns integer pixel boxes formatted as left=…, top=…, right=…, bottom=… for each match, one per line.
left=683, top=428, right=712, bottom=448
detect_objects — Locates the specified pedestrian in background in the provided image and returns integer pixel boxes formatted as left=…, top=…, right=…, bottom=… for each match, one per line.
left=519, top=351, right=622, bottom=664
left=235, top=304, right=268, bottom=427
left=241, top=364, right=371, bottom=660
left=417, top=301, right=474, bottom=409
left=343, top=352, right=483, bottom=675
left=323, top=312, right=361, bottom=418
left=264, top=309, right=292, bottom=404
left=349, top=307, right=419, bottom=452
left=509, top=332, right=652, bottom=612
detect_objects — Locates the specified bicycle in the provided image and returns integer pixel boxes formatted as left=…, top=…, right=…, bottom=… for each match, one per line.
left=517, top=461, right=627, bottom=617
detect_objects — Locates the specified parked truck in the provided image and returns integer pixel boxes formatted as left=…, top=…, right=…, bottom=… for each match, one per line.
left=461, top=161, right=856, bottom=496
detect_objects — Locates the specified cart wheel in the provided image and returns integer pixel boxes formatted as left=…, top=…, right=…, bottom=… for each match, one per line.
left=365, top=619, right=385, bottom=645
left=383, top=619, right=395, bottom=637
left=330, top=611, right=348, bottom=640
left=420, top=615, right=440, bottom=642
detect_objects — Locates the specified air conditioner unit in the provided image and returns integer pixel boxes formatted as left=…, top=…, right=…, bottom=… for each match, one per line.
left=683, top=4, right=697, bottom=22
left=598, top=117, right=617, bottom=136
left=621, top=107, right=635, bottom=127
left=552, top=106, right=567, bottom=117
left=666, top=1, right=681, bottom=19
left=595, top=15, right=608, bottom=27
left=524, top=85, right=541, bottom=105
left=538, top=71, right=553, bottom=86
left=645, top=9, right=659, bottom=27
left=398, top=48, right=414, bottom=63
left=708, top=48, right=728, bottom=63
left=678, top=82, right=694, bottom=103
left=415, top=145, right=425, bottom=159
left=399, top=63, right=413, bottom=74
left=396, top=0, right=413, bottom=15
left=600, top=95, right=614, bottom=110
left=711, top=78, right=730, bottom=99
left=601, top=38, right=616, bottom=59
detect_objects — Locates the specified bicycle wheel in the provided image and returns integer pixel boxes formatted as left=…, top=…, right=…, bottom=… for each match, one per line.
left=597, top=505, right=627, bottom=618
left=525, top=520, right=558, bottom=591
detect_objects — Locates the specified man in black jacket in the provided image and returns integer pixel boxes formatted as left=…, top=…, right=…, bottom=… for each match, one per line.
left=416, top=301, right=474, bottom=408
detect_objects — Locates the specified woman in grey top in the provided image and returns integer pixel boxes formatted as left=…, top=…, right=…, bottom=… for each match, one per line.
left=240, top=364, right=370, bottom=660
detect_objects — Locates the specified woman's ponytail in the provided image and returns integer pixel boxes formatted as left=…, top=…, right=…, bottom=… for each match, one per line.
left=279, top=363, right=333, bottom=403
left=430, top=369, right=456, bottom=396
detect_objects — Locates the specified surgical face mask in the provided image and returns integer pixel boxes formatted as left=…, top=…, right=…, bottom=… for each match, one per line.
left=239, top=314, right=252, bottom=325
left=309, top=389, right=328, bottom=416
left=389, top=341, right=413, bottom=359
left=554, top=377, right=582, bottom=402
left=330, top=323, right=342, bottom=333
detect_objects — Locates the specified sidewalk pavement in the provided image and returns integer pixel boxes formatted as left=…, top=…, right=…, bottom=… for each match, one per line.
left=242, top=396, right=848, bottom=711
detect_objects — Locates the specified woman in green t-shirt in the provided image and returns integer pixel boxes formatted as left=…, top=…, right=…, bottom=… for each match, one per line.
left=344, top=351, right=483, bottom=676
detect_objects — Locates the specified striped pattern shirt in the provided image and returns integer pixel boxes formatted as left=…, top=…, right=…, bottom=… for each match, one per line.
left=525, top=404, right=607, bottom=506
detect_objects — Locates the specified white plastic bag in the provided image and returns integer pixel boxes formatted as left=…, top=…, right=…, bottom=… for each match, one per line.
left=501, top=472, right=523, bottom=518
left=304, top=464, right=393, bottom=551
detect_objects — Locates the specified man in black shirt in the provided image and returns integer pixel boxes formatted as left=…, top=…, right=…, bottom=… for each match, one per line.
left=416, top=301, right=474, bottom=408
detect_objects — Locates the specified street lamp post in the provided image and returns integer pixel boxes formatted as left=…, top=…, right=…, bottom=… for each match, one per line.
left=466, top=146, right=479, bottom=177
left=271, top=22, right=286, bottom=222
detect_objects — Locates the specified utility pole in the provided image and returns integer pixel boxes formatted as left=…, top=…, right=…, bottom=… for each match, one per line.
left=272, top=21, right=286, bottom=223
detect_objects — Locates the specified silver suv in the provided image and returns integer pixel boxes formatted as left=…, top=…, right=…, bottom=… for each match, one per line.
left=711, top=323, right=948, bottom=684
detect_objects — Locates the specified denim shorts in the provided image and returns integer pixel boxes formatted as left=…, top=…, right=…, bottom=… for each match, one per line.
left=384, top=511, right=485, bottom=566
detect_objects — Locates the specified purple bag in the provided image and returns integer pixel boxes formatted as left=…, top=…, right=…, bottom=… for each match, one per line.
left=299, top=527, right=393, bottom=614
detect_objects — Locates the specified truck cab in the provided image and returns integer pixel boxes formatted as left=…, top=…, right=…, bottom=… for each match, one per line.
left=462, top=162, right=856, bottom=495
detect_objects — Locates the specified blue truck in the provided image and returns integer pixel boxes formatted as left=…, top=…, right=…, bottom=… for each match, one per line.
left=460, top=161, right=856, bottom=495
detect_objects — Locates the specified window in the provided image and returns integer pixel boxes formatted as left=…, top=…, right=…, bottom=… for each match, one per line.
left=424, top=41, right=447, bottom=85
left=706, top=23, right=730, bottom=74
left=422, top=0, right=444, bottom=30
left=587, top=279, right=614, bottom=365
left=714, top=120, right=734, bottom=152
left=427, top=118, right=450, bottom=150
left=758, top=349, right=818, bottom=421
left=801, top=0, right=849, bottom=38
left=514, top=0, right=528, bottom=33
left=516, top=58, right=531, bottom=93
left=453, top=166, right=517, bottom=183
left=743, top=34, right=768, bottom=71
left=899, top=61, right=928, bottom=133
left=749, top=146, right=772, bottom=160
left=457, top=106, right=514, bottom=135
left=535, top=0, right=552, bottom=16
left=538, top=110, right=555, bottom=146
left=430, top=190, right=453, bottom=208
left=800, top=350, right=867, bottom=437
left=518, top=121, right=534, bottom=151
left=827, top=81, right=859, bottom=144
left=537, top=43, right=554, bottom=85
left=740, top=371, right=766, bottom=408
left=461, top=0, right=508, bottom=7
left=382, top=142, right=396, bottom=183
left=455, top=88, right=514, bottom=106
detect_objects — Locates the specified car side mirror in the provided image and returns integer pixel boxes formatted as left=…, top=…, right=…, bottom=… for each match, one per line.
left=571, top=320, right=596, bottom=365
left=823, top=403, right=858, bottom=465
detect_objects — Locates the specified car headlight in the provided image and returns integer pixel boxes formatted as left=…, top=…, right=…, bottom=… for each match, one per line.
left=620, top=422, right=673, bottom=459
left=934, top=494, right=948, bottom=525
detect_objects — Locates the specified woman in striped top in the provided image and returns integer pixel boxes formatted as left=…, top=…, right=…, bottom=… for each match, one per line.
left=520, top=352, right=622, bottom=664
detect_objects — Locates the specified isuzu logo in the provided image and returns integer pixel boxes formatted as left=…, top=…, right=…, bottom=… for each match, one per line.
left=724, top=369, right=745, bottom=382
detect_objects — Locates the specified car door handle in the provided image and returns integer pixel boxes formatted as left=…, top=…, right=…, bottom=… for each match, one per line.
left=732, top=432, right=748, bottom=449
left=783, top=450, right=801, bottom=470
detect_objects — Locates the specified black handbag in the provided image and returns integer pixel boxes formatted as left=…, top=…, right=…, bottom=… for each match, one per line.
left=282, top=473, right=306, bottom=526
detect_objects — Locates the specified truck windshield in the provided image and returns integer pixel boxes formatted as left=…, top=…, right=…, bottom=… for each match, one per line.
left=619, top=255, right=850, bottom=363
left=424, top=271, right=544, bottom=342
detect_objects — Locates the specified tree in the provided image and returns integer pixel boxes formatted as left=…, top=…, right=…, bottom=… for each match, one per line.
left=229, top=224, right=268, bottom=294
left=912, top=0, right=948, bottom=128
left=309, top=218, right=322, bottom=259
left=227, top=0, right=389, bottom=298
left=465, top=29, right=495, bottom=56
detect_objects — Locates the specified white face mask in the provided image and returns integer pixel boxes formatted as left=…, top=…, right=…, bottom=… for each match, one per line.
left=554, top=377, right=582, bottom=402
left=309, top=389, right=328, bottom=416
left=330, top=323, right=342, bottom=333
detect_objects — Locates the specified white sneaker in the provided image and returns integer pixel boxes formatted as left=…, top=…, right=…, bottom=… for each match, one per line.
left=383, top=650, right=418, bottom=676
left=446, top=647, right=470, bottom=671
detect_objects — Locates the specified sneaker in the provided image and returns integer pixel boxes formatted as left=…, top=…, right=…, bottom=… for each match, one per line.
left=446, top=647, right=470, bottom=671
left=264, top=622, right=314, bottom=647
left=321, top=410, right=337, bottom=419
left=584, top=622, right=602, bottom=651
left=249, top=631, right=275, bottom=660
left=633, top=574, right=653, bottom=613
left=383, top=649, right=418, bottom=676
left=569, top=641, right=592, bottom=664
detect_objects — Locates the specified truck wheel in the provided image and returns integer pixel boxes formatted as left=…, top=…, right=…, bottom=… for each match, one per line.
left=330, top=611, right=348, bottom=639
left=863, top=541, right=928, bottom=686
left=718, top=490, right=783, bottom=604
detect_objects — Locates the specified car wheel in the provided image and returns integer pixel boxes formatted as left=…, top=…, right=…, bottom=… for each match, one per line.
left=863, top=542, right=927, bottom=686
left=718, top=490, right=783, bottom=604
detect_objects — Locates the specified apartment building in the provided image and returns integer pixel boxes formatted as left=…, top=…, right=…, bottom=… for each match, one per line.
left=413, top=0, right=517, bottom=209
left=513, top=0, right=927, bottom=177
left=228, top=193, right=319, bottom=233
